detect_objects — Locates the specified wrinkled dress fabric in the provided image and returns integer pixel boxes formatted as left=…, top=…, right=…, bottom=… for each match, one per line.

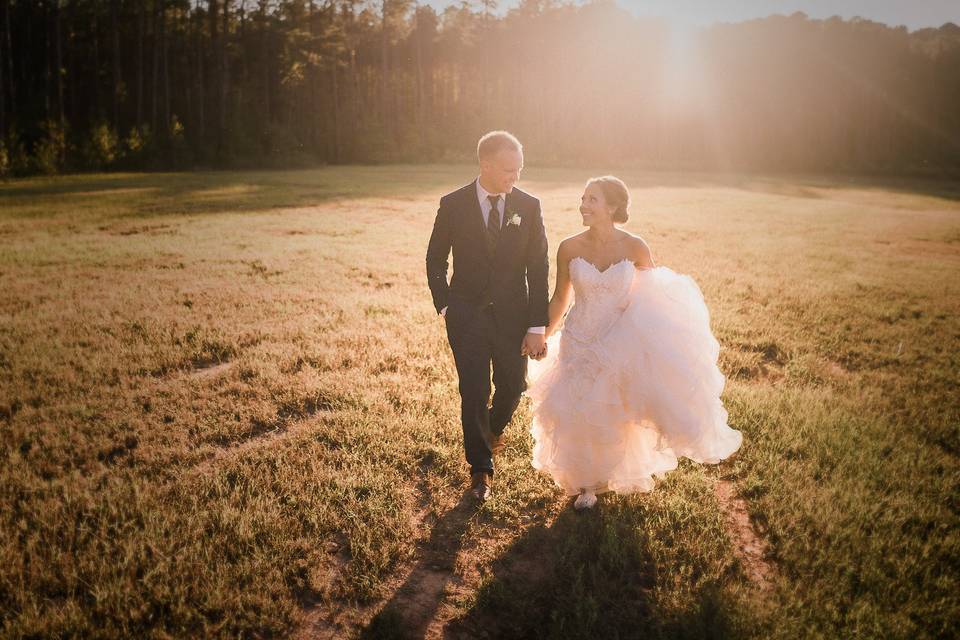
left=526, top=257, right=742, bottom=496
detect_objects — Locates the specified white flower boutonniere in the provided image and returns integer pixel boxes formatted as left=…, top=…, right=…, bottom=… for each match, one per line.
left=506, top=212, right=522, bottom=227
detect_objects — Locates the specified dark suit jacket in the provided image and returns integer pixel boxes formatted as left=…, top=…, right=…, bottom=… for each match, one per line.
left=426, top=180, right=549, bottom=333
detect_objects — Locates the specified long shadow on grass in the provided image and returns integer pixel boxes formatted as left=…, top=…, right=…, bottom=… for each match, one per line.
left=445, top=502, right=741, bottom=640
left=5, top=170, right=957, bottom=224
left=361, top=491, right=478, bottom=640
left=0, top=166, right=462, bottom=220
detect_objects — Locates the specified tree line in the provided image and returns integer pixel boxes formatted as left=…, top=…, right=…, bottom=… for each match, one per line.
left=0, top=0, right=958, bottom=176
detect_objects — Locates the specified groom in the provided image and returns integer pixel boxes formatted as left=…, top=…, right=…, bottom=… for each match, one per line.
left=426, top=131, right=550, bottom=501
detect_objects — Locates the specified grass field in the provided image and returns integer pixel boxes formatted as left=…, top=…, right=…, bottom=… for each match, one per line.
left=1, top=166, right=958, bottom=639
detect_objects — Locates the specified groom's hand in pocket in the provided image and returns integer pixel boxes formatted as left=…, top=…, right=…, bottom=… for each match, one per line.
left=522, top=332, right=547, bottom=360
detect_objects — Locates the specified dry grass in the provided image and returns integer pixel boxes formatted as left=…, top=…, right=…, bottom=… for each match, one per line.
left=1, top=166, right=958, bottom=638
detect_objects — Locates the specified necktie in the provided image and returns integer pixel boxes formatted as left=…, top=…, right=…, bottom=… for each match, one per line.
left=486, top=194, right=501, bottom=254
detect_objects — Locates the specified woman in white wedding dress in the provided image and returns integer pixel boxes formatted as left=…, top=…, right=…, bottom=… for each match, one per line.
left=526, top=176, right=742, bottom=510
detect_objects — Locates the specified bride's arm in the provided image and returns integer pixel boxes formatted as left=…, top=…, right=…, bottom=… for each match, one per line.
left=546, top=241, right=574, bottom=338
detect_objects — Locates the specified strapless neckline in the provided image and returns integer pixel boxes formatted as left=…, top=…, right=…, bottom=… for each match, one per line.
left=569, top=256, right=635, bottom=275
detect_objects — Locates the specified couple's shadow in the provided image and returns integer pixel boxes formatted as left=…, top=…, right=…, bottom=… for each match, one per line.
left=361, top=490, right=478, bottom=639
left=363, top=492, right=740, bottom=640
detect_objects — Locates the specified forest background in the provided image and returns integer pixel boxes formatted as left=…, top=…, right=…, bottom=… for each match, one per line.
left=0, top=0, right=959, bottom=177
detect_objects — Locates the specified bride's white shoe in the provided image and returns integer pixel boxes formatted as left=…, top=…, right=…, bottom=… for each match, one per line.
left=574, top=490, right=597, bottom=510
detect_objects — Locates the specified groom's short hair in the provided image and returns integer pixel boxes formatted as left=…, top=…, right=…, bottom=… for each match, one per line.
left=477, top=131, right=523, bottom=162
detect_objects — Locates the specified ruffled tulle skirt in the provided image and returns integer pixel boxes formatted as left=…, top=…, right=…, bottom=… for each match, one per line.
left=526, top=266, right=742, bottom=496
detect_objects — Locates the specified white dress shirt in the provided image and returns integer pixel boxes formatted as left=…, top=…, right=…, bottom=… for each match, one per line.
left=441, top=178, right=546, bottom=335
left=476, top=179, right=507, bottom=229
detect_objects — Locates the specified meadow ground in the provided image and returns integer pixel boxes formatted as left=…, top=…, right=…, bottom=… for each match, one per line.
left=0, top=166, right=958, bottom=639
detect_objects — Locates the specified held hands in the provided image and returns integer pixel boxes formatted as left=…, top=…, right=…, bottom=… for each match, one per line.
left=521, top=332, right=547, bottom=360
left=443, top=308, right=546, bottom=359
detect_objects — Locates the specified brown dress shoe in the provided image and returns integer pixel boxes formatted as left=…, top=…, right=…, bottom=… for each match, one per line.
left=470, top=472, right=492, bottom=501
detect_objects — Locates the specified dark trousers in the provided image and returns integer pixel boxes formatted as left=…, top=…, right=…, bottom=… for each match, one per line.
left=445, top=302, right=528, bottom=476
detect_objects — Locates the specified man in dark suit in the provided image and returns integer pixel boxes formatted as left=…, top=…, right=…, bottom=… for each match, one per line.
left=426, top=131, right=550, bottom=501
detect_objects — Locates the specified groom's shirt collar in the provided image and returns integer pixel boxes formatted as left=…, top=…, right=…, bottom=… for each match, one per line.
left=475, top=178, right=506, bottom=205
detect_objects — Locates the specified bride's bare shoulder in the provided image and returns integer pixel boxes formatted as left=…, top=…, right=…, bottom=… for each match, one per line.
left=623, top=233, right=655, bottom=268
left=557, top=233, right=589, bottom=257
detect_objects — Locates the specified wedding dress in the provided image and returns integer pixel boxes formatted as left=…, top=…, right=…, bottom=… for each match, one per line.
left=526, top=257, right=742, bottom=496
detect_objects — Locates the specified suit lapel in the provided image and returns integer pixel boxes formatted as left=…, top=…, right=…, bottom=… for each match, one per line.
left=468, top=179, right=487, bottom=246
left=495, top=191, right=519, bottom=261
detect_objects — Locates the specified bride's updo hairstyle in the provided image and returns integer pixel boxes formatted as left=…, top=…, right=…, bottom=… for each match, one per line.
left=587, top=175, right=630, bottom=224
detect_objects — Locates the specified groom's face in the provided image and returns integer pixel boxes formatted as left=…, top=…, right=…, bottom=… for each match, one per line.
left=480, top=148, right=524, bottom=194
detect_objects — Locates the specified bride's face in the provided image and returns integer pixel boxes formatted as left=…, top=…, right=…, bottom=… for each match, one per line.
left=579, top=184, right=615, bottom=226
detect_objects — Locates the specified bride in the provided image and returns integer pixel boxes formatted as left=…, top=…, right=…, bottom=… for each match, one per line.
left=526, top=176, right=742, bottom=510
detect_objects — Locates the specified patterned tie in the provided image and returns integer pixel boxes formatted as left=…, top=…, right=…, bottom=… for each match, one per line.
left=486, top=194, right=501, bottom=255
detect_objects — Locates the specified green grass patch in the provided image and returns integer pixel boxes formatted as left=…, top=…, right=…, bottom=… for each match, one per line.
left=1, top=166, right=957, bottom=637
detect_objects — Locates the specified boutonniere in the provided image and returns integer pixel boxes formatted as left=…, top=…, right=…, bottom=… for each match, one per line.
left=506, top=210, right=522, bottom=227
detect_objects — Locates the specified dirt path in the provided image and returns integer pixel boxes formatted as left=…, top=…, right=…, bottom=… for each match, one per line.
left=713, top=479, right=777, bottom=591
